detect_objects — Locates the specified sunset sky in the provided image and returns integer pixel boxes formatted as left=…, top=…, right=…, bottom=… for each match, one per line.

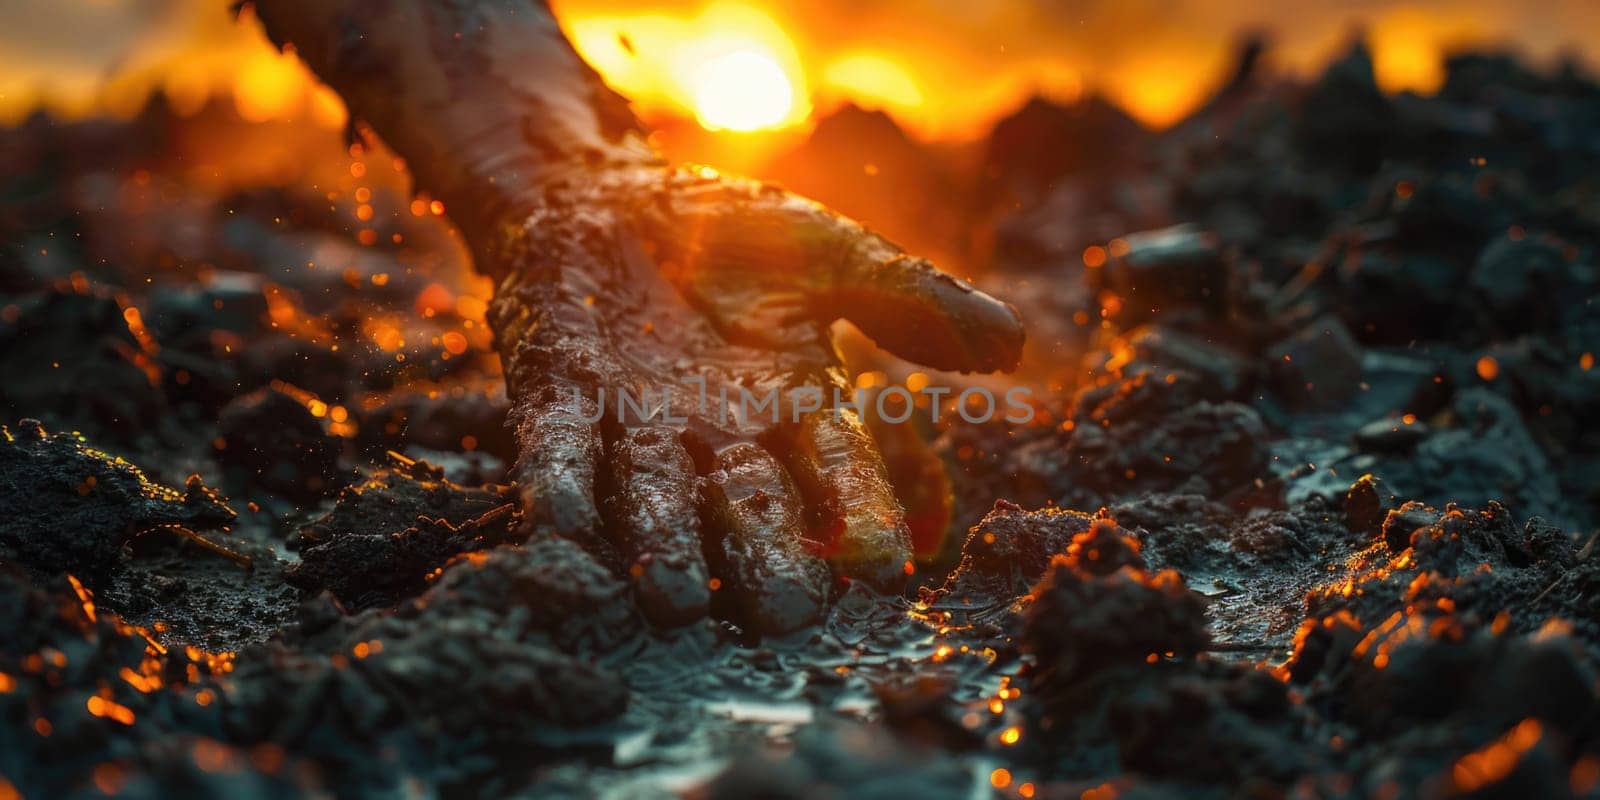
left=2, top=0, right=1596, bottom=136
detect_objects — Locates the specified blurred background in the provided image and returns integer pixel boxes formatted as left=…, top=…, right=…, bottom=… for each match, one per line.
left=3, top=0, right=1597, bottom=271
left=5, top=0, right=1598, bottom=133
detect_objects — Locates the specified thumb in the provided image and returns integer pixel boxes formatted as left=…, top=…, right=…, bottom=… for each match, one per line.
left=646, top=173, right=1025, bottom=373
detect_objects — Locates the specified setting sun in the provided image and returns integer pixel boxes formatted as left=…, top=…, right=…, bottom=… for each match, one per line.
left=689, top=48, right=795, bottom=131
left=563, top=3, right=809, bottom=133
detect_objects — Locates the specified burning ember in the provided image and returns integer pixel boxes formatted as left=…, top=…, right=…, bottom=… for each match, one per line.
left=2, top=0, right=1600, bottom=797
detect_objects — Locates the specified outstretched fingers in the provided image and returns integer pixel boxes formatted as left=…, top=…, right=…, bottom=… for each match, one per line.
left=780, top=407, right=913, bottom=592
left=827, top=230, right=1026, bottom=373
left=606, top=426, right=711, bottom=627
left=649, top=176, right=1025, bottom=374
left=510, top=390, right=604, bottom=543
left=702, top=442, right=830, bottom=635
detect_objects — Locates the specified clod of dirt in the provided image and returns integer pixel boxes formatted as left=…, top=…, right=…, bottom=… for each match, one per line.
left=0, top=419, right=234, bottom=584
left=937, top=370, right=1273, bottom=541
left=287, top=504, right=516, bottom=611
left=1103, top=492, right=1235, bottom=571
left=1334, top=250, right=1467, bottom=344
left=1265, top=314, right=1363, bottom=411
left=408, top=538, right=640, bottom=655
left=288, top=453, right=515, bottom=610
left=1123, top=325, right=1256, bottom=400
left=1021, top=528, right=1207, bottom=683
left=362, top=618, right=629, bottom=737
left=1285, top=607, right=1597, bottom=795
left=1380, top=500, right=1442, bottom=553
left=0, top=285, right=165, bottom=436
left=215, top=385, right=345, bottom=502
left=1343, top=473, right=1397, bottom=539
left=1307, top=500, right=1599, bottom=651
left=1471, top=235, right=1572, bottom=330
left=142, top=271, right=272, bottom=408
left=295, top=452, right=509, bottom=550
left=920, top=500, right=1094, bottom=610
left=0, top=566, right=248, bottom=798
left=1089, top=224, right=1227, bottom=321
left=223, top=611, right=628, bottom=792
left=1353, top=416, right=1431, bottom=453
left=1364, top=389, right=1568, bottom=527
left=1067, top=659, right=1314, bottom=785
left=1065, top=369, right=1270, bottom=499
left=1005, top=509, right=1313, bottom=786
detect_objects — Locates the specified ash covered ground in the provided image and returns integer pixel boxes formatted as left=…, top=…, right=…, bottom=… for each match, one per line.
left=3, top=42, right=1600, bottom=798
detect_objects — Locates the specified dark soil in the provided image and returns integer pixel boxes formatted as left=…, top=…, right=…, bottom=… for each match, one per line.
left=2, top=43, right=1599, bottom=798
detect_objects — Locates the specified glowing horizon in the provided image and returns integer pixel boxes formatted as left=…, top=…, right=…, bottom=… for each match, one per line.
left=0, top=0, right=1595, bottom=139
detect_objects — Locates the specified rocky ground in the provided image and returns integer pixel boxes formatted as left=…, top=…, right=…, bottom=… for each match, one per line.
left=2, top=42, right=1599, bottom=798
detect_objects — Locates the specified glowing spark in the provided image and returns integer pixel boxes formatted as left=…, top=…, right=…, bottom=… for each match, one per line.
left=990, top=768, right=1012, bottom=789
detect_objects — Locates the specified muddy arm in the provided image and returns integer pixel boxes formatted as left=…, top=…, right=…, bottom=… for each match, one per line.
left=256, top=0, right=1025, bottom=631
left=253, top=0, right=1022, bottom=375
left=254, top=0, right=655, bottom=261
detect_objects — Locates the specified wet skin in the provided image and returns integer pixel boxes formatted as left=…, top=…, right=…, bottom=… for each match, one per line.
left=256, top=0, right=1024, bottom=633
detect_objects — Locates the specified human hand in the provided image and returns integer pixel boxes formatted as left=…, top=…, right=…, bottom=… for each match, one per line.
left=494, top=165, right=1023, bottom=633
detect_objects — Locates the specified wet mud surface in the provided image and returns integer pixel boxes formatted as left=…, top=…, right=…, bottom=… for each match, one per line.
left=3, top=43, right=1600, bottom=798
